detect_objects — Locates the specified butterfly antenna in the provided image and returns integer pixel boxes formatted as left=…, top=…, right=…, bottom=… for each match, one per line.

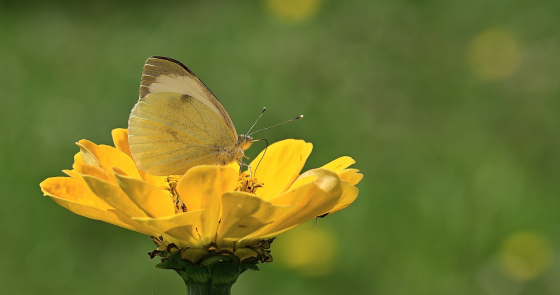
left=248, top=115, right=304, bottom=136
left=246, top=107, right=267, bottom=135
left=252, top=139, right=269, bottom=176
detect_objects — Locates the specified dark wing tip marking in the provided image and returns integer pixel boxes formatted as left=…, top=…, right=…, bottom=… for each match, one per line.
left=149, top=56, right=196, bottom=76
left=146, top=56, right=224, bottom=105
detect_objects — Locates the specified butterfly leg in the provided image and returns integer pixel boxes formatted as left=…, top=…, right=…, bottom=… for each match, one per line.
left=237, top=148, right=253, bottom=178
left=238, top=148, right=248, bottom=159
left=238, top=159, right=253, bottom=178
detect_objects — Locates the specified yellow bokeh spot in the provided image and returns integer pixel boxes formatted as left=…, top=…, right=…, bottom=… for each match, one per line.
left=468, top=28, right=521, bottom=81
left=499, top=231, right=552, bottom=281
left=276, top=222, right=337, bottom=277
left=265, top=0, right=321, bottom=22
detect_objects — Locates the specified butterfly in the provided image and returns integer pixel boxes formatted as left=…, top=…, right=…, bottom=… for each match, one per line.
left=127, top=56, right=255, bottom=176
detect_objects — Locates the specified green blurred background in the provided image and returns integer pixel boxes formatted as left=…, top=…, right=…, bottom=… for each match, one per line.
left=2, top=0, right=560, bottom=294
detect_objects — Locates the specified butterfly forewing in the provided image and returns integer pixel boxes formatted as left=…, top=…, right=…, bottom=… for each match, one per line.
left=128, top=56, right=241, bottom=176
left=139, top=56, right=237, bottom=136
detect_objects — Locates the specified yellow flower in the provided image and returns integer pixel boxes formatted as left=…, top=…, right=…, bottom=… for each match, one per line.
left=40, top=128, right=362, bottom=262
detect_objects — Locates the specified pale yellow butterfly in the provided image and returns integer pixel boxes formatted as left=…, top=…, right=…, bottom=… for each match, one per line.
left=128, top=56, right=302, bottom=176
left=128, top=56, right=255, bottom=176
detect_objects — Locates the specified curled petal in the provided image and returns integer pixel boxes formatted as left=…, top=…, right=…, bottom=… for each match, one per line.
left=327, top=180, right=359, bottom=214
left=288, top=174, right=318, bottom=191
left=248, top=169, right=342, bottom=239
left=249, top=139, right=313, bottom=201
left=295, top=168, right=361, bottom=215
left=217, top=192, right=292, bottom=244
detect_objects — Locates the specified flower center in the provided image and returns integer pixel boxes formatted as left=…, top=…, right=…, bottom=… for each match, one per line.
left=165, top=176, right=187, bottom=213
left=235, top=174, right=264, bottom=194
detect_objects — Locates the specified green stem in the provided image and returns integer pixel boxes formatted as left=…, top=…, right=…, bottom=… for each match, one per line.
left=184, top=283, right=232, bottom=295
left=173, top=261, right=241, bottom=295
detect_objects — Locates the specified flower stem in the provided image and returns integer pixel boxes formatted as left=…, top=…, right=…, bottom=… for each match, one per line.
left=184, top=282, right=232, bottom=295
left=176, top=269, right=235, bottom=295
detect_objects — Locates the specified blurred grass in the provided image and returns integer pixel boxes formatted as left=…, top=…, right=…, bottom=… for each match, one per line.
left=2, top=0, right=560, bottom=294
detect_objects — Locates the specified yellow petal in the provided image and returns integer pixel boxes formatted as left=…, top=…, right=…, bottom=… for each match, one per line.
left=73, top=151, right=84, bottom=165
left=77, top=139, right=141, bottom=180
left=41, top=177, right=110, bottom=208
left=40, top=177, right=155, bottom=235
left=321, top=156, right=356, bottom=173
left=110, top=128, right=168, bottom=187
left=82, top=175, right=149, bottom=218
left=62, top=169, right=81, bottom=179
left=73, top=162, right=110, bottom=181
left=113, top=170, right=175, bottom=218
left=76, top=142, right=105, bottom=173
left=132, top=210, right=204, bottom=232
left=217, top=191, right=292, bottom=243
left=288, top=174, right=318, bottom=191
left=52, top=198, right=155, bottom=235
left=132, top=210, right=204, bottom=247
left=165, top=226, right=202, bottom=248
left=292, top=169, right=360, bottom=215
left=226, top=161, right=240, bottom=171
left=248, top=169, right=342, bottom=239
left=296, top=168, right=362, bottom=189
left=140, top=173, right=169, bottom=188
left=338, top=169, right=363, bottom=186
left=111, top=128, right=132, bottom=158
left=327, top=180, right=359, bottom=214
left=321, top=156, right=362, bottom=185
left=176, top=165, right=238, bottom=245
left=250, top=139, right=313, bottom=201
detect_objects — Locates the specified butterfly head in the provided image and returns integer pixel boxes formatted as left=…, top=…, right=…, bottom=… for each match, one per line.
left=237, top=134, right=253, bottom=151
